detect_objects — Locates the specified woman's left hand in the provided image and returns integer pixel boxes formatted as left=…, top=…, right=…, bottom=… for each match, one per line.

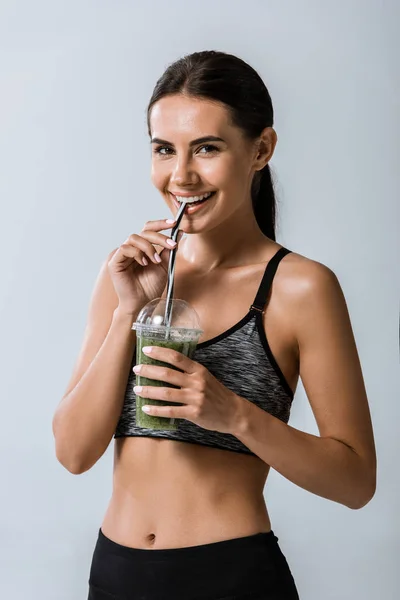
left=133, top=345, right=247, bottom=435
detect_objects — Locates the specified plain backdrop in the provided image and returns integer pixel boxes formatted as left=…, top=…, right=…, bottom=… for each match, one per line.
left=1, top=1, right=399, bottom=598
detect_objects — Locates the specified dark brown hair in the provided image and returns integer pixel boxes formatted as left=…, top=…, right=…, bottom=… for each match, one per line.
left=147, top=50, right=277, bottom=241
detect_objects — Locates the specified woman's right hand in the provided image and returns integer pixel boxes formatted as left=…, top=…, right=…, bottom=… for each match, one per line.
left=108, top=218, right=183, bottom=314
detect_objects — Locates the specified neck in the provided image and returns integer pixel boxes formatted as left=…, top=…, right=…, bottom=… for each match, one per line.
left=179, top=200, right=272, bottom=272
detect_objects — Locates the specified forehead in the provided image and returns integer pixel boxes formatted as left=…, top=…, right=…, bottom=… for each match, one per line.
left=149, top=95, right=233, bottom=139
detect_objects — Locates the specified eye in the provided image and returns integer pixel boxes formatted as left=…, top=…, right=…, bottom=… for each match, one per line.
left=197, top=144, right=219, bottom=154
left=153, top=145, right=173, bottom=155
left=153, top=144, right=220, bottom=156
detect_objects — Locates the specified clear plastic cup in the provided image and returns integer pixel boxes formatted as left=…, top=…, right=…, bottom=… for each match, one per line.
left=132, top=298, right=203, bottom=430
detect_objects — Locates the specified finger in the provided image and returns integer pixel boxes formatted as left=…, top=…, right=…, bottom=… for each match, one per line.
left=141, top=346, right=198, bottom=374
left=116, top=243, right=149, bottom=267
left=125, top=233, right=167, bottom=265
left=133, top=364, right=186, bottom=387
left=134, top=384, right=185, bottom=403
left=141, top=218, right=177, bottom=232
left=141, top=403, right=188, bottom=419
left=157, top=229, right=185, bottom=269
left=139, top=230, right=178, bottom=253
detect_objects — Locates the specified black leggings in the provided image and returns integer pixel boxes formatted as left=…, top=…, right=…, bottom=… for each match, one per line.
left=88, top=528, right=300, bottom=599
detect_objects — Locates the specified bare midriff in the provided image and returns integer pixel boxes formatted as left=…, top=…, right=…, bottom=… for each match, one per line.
left=101, top=436, right=272, bottom=550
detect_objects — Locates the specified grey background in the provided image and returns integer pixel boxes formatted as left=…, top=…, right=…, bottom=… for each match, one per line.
left=1, top=1, right=399, bottom=598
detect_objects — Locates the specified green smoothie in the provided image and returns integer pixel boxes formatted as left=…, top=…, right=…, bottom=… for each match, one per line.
left=135, top=333, right=199, bottom=430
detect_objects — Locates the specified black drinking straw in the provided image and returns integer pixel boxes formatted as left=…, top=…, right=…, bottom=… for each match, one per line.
left=163, top=200, right=187, bottom=333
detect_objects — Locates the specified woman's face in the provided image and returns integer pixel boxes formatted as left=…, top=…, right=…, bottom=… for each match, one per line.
left=149, top=94, right=273, bottom=233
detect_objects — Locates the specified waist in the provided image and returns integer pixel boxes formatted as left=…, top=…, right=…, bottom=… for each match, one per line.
left=103, top=437, right=271, bottom=549
left=102, top=487, right=271, bottom=550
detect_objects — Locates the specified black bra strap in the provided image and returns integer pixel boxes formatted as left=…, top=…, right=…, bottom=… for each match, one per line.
left=250, top=247, right=292, bottom=313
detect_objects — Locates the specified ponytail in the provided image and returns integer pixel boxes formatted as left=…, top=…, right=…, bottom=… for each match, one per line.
left=251, top=164, right=276, bottom=241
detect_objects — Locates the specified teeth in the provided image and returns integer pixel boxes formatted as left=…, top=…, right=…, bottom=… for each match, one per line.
left=174, top=192, right=213, bottom=203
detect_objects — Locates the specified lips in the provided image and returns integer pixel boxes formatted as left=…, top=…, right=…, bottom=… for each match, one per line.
left=170, top=191, right=216, bottom=213
left=169, top=192, right=214, bottom=203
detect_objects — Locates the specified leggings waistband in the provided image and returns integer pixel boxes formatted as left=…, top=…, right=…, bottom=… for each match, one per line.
left=98, top=527, right=279, bottom=563
left=88, top=528, right=300, bottom=599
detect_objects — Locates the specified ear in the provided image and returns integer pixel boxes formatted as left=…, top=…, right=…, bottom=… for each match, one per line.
left=253, top=127, right=278, bottom=171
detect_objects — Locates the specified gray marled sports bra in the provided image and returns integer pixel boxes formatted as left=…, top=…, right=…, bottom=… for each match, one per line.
left=115, top=246, right=294, bottom=456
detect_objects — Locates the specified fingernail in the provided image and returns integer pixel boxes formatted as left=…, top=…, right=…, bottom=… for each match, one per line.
left=166, top=219, right=176, bottom=224
left=142, top=257, right=148, bottom=266
left=142, top=406, right=151, bottom=413
left=142, top=346, right=153, bottom=354
left=134, top=385, right=143, bottom=393
left=154, top=253, right=162, bottom=263
left=133, top=365, right=142, bottom=373
left=166, top=239, right=177, bottom=247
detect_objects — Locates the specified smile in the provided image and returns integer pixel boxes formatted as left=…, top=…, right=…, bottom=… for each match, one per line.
left=169, top=191, right=217, bottom=214
left=170, top=191, right=215, bottom=204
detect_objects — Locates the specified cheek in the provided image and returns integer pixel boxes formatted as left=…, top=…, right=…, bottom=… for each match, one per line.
left=227, top=157, right=252, bottom=189
left=200, top=156, right=235, bottom=186
left=216, top=159, right=247, bottom=193
left=151, top=162, right=168, bottom=189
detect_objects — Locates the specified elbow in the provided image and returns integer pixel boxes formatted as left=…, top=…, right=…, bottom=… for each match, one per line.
left=64, top=463, right=85, bottom=476
left=348, top=471, right=377, bottom=510
left=348, top=488, right=375, bottom=510
left=53, top=418, right=92, bottom=475
left=55, top=448, right=88, bottom=475
left=64, top=458, right=88, bottom=475
left=54, top=439, right=101, bottom=474
left=53, top=433, right=80, bottom=476
left=54, top=436, right=92, bottom=475
left=52, top=418, right=110, bottom=475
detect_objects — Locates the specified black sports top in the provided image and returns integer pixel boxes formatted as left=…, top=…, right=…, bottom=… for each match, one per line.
left=115, top=246, right=294, bottom=456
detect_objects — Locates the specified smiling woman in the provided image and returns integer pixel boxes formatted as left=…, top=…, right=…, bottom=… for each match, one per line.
left=52, top=50, right=376, bottom=600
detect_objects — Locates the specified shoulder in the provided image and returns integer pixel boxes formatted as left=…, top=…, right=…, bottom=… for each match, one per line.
left=279, top=252, right=351, bottom=350
left=275, top=248, right=348, bottom=347
left=275, top=247, right=340, bottom=301
left=276, top=245, right=340, bottom=296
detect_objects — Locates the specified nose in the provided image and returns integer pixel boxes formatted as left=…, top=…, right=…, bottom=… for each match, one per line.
left=170, top=155, right=199, bottom=187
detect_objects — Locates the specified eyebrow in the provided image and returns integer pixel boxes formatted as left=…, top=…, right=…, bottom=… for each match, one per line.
left=150, top=135, right=226, bottom=146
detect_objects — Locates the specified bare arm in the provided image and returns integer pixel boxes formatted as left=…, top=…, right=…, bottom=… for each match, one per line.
left=52, top=250, right=139, bottom=474
left=234, top=261, right=377, bottom=509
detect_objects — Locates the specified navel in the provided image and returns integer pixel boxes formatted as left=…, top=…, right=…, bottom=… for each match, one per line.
left=146, top=532, right=156, bottom=545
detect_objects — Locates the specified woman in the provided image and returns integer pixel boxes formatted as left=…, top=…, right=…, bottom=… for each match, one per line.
left=52, top=51, right=377, bottom=599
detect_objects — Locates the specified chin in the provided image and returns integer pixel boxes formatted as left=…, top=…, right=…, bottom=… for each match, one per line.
left=176, top=220, right=201, bottom=234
